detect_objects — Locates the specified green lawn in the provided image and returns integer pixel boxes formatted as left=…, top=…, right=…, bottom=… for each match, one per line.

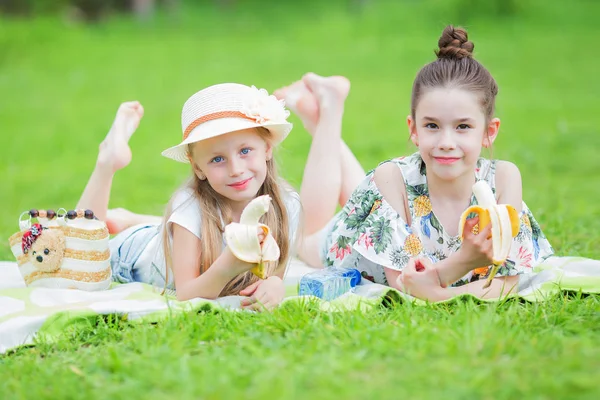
left=1, top=1, right=599, bottom=399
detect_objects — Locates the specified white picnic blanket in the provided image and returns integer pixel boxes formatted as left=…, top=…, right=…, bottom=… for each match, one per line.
left=2, top=257, right=600, bottom=355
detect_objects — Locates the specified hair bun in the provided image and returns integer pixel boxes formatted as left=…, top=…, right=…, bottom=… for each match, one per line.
left=436, top=25, right=474, bottom=60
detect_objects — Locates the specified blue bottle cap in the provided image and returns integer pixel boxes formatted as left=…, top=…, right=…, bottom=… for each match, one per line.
left=341, top=268, right=361, bottom=287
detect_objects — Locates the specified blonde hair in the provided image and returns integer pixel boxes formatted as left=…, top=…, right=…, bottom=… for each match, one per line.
left=161, top=127, right=291, bottom=297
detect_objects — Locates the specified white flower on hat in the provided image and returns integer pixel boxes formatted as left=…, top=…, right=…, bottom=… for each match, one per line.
left=240, top=86, right=290, bottom=124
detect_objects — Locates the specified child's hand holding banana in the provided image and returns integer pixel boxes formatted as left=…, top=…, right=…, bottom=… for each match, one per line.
left=458, top=180, right=520, bottom=288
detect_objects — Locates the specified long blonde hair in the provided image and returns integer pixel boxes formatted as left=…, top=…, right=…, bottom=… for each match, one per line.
left=161, top=128, right=290, bottom=296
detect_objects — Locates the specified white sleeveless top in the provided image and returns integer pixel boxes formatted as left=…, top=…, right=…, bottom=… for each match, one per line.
left=132, top=186, right=302, bottom=289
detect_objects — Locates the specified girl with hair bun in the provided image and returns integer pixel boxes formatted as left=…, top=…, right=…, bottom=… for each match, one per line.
left=278, top=25, right=554, bottom=301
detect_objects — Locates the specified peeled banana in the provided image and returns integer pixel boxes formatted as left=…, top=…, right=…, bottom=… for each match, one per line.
left=458, top=180, right=520, bottom=288
left=224, top=195, right=280, bottom=279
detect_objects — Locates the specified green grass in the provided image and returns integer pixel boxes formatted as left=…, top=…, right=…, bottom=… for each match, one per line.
left=2, top=297, right=600, bottom=399
left=1, top=1, right=599, bottom=398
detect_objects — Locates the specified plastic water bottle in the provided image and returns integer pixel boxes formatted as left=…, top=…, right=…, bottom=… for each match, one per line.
left=298, top=267, right=362, bottom=301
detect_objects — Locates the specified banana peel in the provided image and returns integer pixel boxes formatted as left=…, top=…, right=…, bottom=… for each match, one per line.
left=458, top=180, right=520, bottom=288
left=224, top=195, right=280, bottom=279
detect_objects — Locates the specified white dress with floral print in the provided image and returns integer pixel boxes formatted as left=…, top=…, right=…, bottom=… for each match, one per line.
left=320, top=152, right=554, bottom=286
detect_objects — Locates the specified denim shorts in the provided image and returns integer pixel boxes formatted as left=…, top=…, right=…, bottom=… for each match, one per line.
left=109, top=224, right=161, bottom=286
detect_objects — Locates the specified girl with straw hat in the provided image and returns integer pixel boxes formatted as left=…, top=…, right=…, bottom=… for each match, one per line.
left=76, top=83, right=305, bottom=310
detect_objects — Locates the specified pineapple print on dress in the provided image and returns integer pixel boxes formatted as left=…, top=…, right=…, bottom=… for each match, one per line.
left=319, top=153, right=554, bottom=288
left=406, top=184, right=444, bottom=239
left=403, top=233, right=423, bottom=256
left=413, top=195, right=431, bottom=218
left=522, top=213, right=532, bottom=230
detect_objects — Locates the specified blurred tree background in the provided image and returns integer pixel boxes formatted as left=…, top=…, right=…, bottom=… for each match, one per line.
left=0, top=0, right=522, bottom=21
left=1, top=0, right=181, bottom=21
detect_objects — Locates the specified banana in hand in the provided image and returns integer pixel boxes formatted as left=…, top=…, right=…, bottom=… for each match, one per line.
left=458, top=180, right=520, bottom=288
left=224, top=195, right=280, bottom=279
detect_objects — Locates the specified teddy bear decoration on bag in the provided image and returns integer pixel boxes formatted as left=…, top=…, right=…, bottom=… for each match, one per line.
left=8, top=208, right=112, bottom=291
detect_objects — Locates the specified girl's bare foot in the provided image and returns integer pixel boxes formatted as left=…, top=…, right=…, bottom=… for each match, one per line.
left=301, top=73, right=350, bottom=112
left=274, top=81, right=319, bottom=133
left=96, top=101, right=144, bottom=173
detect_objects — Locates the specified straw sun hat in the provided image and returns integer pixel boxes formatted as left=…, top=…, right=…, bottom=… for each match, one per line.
left=161, top=83, right=293, bottom=163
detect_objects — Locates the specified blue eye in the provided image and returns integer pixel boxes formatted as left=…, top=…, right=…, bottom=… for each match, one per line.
left=211, top=156, right=224, bottom=163
left=425, top=123, right=438, bottom=129
left=240, top=147, right=251, bottom=155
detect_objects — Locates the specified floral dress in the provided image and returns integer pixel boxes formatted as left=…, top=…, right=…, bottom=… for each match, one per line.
left=320, top=152, right=554, bottom=286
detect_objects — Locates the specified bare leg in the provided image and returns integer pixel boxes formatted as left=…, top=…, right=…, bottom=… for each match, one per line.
left=76, top=102, right=144, bottom=222
left=275, top=74, right=363, bottom=266
left=105, top=208, right=162, bottom=234
left=274, top=76, right=365, bottom=208
left=338, top=141, right=366, bottom=205
left=297, top=73, right=348, bottom=236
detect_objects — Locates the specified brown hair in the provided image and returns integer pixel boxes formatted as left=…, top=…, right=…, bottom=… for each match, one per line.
left=161, top=127, right=291, bottom=297
left=411, top=25, right=499, bottom=122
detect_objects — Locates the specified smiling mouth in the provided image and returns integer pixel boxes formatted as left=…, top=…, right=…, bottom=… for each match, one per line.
left=228, top=177, right=252, bottom=188
left=434, top=157, right=460, bottom=164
